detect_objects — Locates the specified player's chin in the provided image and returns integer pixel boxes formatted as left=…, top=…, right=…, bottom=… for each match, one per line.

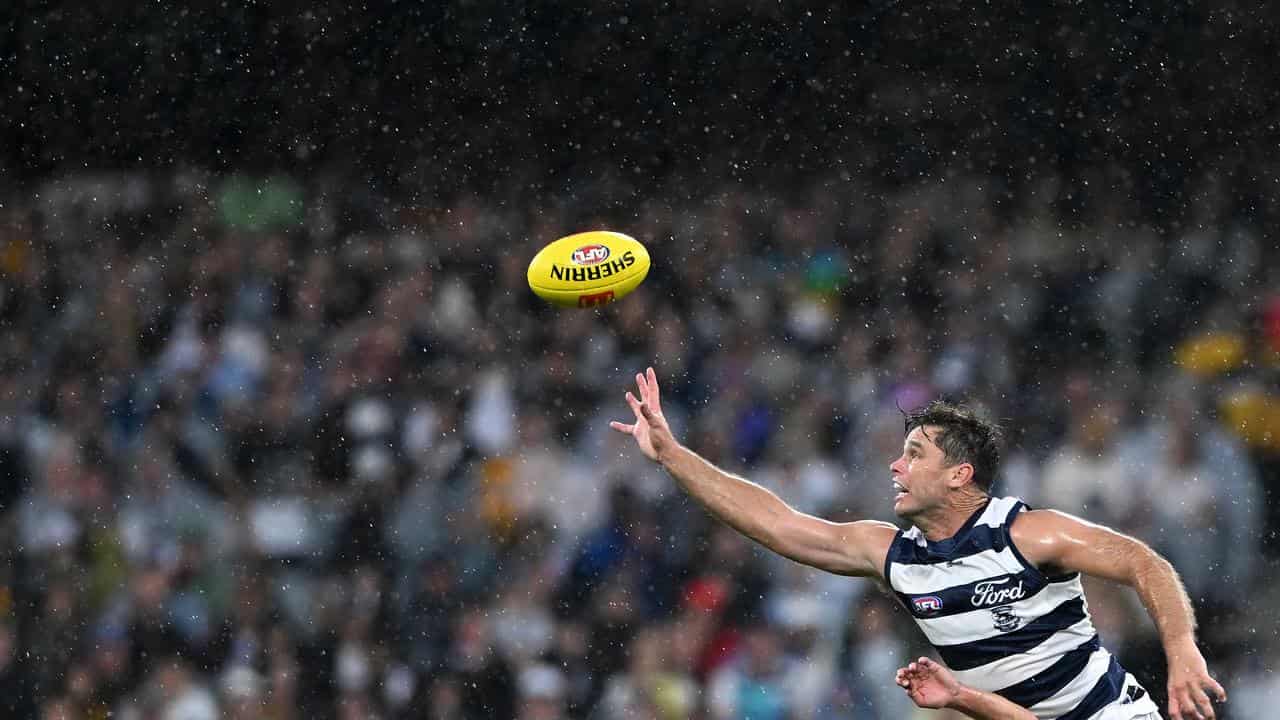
left=893, top=496, right=921, bottom=520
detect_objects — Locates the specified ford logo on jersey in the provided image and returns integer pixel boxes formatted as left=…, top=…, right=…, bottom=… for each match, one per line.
left=913, top=595, right=943, bottom=615
left=971, top=577, right=1027, bottom=607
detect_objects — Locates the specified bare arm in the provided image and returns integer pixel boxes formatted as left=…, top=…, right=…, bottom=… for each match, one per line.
left=949, top=685, right=1038, bottom=720
left=659, top=441, right=896, bottom=576
left=1010, top=510, right=1227, bottom=720
left=897, top=657, right=1036, bottom=720
left=609, top=368, right=896, bottom=577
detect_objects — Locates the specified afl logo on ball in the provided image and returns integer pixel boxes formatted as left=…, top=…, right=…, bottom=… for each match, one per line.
left=571, top=245, right=611, bottom=266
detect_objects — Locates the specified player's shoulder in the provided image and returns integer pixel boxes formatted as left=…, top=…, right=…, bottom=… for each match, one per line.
left=1008, top=507, right=1106, bottom=560
left=855, top=517, right=906, bottom=535
left=1010, top=506, right=1073, bottom=534
left=848, top=519, right=902, bottom=546
left=852, top=519, right=902, bottom=532
left=844, top=520, right=901, bottom=580
left=1009, top=507, right=1099, bottom=533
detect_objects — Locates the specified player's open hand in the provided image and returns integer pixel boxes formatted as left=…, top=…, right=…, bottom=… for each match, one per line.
left=896, top=657, right=961, bottom=709
left=609, top=366, right=676, bottom=463
left=1167, top=640, right=1227, bottom=720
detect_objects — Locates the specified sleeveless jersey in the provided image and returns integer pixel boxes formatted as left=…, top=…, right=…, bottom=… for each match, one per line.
left=885, top=496, right=1132, bottom=719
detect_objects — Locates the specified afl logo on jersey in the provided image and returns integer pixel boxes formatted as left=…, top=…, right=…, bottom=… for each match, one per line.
left=913, top=596, right=944, bottom=615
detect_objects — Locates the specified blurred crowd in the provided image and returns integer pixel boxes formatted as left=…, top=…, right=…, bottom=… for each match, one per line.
left=1, top=4, right=1278, bottom=719
left=0, top=159, right=1276, bottom=720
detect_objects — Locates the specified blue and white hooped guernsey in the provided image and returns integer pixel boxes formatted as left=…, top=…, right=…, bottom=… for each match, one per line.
left=884, top=496, right=1157, bottom=720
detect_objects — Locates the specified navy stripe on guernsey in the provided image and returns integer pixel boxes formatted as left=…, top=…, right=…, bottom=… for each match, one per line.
left=995, top=635, right=1100, bottom=707
left=893, top=566, right=1045, bottom=621
left=885, top=496, right=1132, bottom=719
left=936, top=597, right=1087, bottom=670
left=1056, top=655, right=1126, bottom=720
left=889, top=522, right=1017, bottom=566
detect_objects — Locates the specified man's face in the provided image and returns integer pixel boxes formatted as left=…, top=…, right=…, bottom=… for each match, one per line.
left=889, top=425, right=954, bottom=519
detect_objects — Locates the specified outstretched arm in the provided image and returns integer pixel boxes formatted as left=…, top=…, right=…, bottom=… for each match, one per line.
left=1010, top=510, right=1227, bottom=720
left=609, top=367, right=896, bottom=577
left=897, top=657, right=1036, bottom=720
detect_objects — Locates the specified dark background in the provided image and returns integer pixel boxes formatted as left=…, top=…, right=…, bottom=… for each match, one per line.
left=5, top=2, right=1277, bottom=207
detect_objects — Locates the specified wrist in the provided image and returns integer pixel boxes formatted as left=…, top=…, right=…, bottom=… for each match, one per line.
left=655, top=440, right=683, bottom=467
left=1164, top=633, right=1200, bottom=661
left=948, top=684, right=977, bottom=711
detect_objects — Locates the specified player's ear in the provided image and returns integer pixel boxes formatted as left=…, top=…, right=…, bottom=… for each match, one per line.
left=947, top=463, right=974, bottom=489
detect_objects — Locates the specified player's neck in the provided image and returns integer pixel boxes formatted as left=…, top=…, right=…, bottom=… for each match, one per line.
left=916, top=492, right=991, bottom=542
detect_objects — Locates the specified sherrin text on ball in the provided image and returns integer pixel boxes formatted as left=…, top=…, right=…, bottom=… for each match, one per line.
left=527, top=230, right=650, bottom=308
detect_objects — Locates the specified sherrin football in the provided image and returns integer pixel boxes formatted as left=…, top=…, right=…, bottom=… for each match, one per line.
left=527, top=231, right=651, bottom=308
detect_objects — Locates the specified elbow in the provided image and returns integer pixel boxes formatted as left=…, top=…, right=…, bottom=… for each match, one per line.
left=1128, top=539, right=1175, bottom=585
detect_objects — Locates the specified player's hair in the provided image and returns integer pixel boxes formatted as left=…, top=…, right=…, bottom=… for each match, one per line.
left=903, top=401, right=1003, bottom=492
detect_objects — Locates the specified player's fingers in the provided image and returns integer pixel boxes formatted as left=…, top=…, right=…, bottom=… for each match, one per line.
left=638, top=401, right=657, bottom=421
left=1191, top=686, right=1215, bottom=719
left=1174, top=688, right=1202, bottom=720
left=1186, top=686, right=1210, bottom=720
left=627, top=393, right=649, bottom=426
left=638, top=369, right=654, bottom=406
left=647, top=366, right=660, bottom=405
left=1172, top=689, right=1197, bottom=720
left=1208, top=677, right=1227, bottom=703
left=919, top=657, right=936, bottom=670
left=609, top=421, right=634, bottom=434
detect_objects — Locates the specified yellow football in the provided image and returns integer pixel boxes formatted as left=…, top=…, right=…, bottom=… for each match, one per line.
left=527, top=231, right=651, bottom=308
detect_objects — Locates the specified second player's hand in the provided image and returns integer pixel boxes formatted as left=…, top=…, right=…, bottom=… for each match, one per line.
left=896, top=657, right=961, bottom=709
left=609, top=366, right=676, bottom=462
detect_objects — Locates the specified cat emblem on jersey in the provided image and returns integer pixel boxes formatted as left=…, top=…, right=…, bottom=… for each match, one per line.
left=990, top=605, right=1021, bottom=632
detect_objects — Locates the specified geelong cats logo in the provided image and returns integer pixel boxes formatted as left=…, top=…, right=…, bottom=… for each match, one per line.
left=991, top=605, right=1021, bottom=632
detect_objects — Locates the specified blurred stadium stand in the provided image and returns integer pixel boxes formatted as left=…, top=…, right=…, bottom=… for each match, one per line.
left=1, top=2, right=1278, bottom=719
